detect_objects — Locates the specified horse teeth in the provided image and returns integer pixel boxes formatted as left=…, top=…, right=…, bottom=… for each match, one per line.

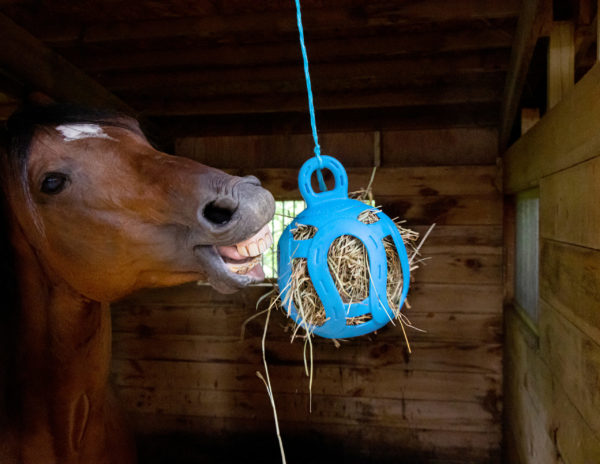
left=265, top=232, right=273, bottom=248
left=248, top=243, right=260, bottom=257
left=227, top=256, right=261, bottom=275
left=258, top=239, right=266, bottom=253
left=237, top=245, right=249, bottom=257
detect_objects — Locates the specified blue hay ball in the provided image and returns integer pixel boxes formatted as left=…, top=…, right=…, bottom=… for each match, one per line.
left=277, top=155, right=411, bottom=339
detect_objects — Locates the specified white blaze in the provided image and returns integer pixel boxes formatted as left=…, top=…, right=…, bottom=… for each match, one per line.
left=55, top=124, right=115, bottom=142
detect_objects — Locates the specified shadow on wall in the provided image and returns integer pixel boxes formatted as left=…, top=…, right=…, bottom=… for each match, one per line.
left=136, top=432, right=430, bottom=464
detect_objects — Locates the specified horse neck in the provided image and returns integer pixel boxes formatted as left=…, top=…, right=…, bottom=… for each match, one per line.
left=7, top=220, right=112, bottom=459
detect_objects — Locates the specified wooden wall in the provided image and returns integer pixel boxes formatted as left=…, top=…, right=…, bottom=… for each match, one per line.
left=111, top=127, right=503, bottom=463
left=503, top=62, right=600, bottom=463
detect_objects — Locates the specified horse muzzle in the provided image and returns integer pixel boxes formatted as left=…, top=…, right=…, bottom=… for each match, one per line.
left=192, top=175, right=275, bottom=293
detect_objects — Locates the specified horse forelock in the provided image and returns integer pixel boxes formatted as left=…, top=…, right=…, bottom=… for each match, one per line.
left=4, top=103, right=142, bottom=170
left=2, top=103, right=146, bottom=229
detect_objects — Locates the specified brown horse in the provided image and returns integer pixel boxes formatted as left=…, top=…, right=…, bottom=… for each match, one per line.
left=0, top=104, right=275, bottom=463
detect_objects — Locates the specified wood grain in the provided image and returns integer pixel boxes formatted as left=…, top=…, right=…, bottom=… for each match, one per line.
left=33, top=1, right=520, bottom=43
left=540, top=239, right=600, bottom=343
left=0, top=13, right=131, bottom=112
left=111, top=359, right=499, bottom=403
left=504, top=61, right=600, bottom=193
left=111, top=301, right=501, bottom=343
left=547, top=21, right=575, bottom=110
left=112, top=334, right=502, bottom=375
left=540, top=156, right=600, bottom=250
left=383, top=128, right=498, bottom=166
left=498, top=0, right=550, bottom=152
left=505, top=307, right=600, bottom=463
left=115, top=387, right=497, bottom=432
left=539, top=300, right=600, bottom=436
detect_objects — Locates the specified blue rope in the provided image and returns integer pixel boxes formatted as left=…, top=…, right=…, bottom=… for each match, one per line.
left=295, top=0, right=327, bottom=192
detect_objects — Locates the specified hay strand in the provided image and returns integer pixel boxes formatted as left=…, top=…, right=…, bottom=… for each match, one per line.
left=284, top=203, right=424, bottom=333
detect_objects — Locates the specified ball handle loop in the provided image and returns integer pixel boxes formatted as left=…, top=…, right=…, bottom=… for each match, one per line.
left=299, top=155, right=349, bottom=207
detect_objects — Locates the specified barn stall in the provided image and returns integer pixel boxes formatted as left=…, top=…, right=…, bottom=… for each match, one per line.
left=0, top=0, right=598, bottom=463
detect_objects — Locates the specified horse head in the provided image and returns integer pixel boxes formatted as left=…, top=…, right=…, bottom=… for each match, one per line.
left=2, top=104, right=275, bottom=301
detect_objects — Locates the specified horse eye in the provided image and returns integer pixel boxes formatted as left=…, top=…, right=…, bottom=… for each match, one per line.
left=41, top=172, right=69, bottom=195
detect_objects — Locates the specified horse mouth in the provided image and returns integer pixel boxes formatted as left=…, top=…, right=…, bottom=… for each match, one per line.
left=193, top=224, right=274, bottom=293
left=216, top=224, right=273, bottom=279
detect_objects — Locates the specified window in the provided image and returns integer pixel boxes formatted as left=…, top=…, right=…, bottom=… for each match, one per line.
left=262, top=198, right=377, bottom=279
left=262, top=200, right=306, bottom=279
left=515, top=189, right=540, bottom=323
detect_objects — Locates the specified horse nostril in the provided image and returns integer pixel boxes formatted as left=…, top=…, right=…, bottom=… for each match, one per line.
left=203, top=201, right=235, bottom=225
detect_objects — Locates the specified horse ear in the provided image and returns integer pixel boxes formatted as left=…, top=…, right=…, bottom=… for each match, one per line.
left=27, top=92, right=55, bottom=106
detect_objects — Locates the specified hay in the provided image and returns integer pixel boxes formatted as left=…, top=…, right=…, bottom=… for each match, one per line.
left=280, top=189, right=430, bottom=338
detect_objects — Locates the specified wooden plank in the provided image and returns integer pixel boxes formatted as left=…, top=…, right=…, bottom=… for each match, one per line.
left=130, top=416, right=501, bottom=464
left=71, top=26, right=515, bottom=73
left=112, top=333, right=502, bottom=375
left=539, top=300, right=600, bottom=436
left=505, top=307, right=600, bottom=464
left=411, top=249, right=502, bottom=285
left=540, top=239, right=600, bottom=343
left=504, top=308, right=564, bottom=464
left=503, top=196, right=516, bottom=304
left=0, top=13, right=131, bottom=112
left=382, top=128, right=498, bottom=166
left=503, top=61, right=600, bottom=193
left=547, top=21, right=575, bottom=109
left=110, top=359, right=499, bottom=404
left=114, top=387, right=497, bottom=432
left=116, top=278, right=502, bottom=314
left=151, top=102, right=501, bottom=137
left=102, top=50, right=510, bottom=91
left=129, top=78, right=503, bottom=116
left=378, top=195, right=502, bottom=225
left=176, top=133, right=376, bottom=169
left=35, top=1, right=520, bottom=43
left=540, top=156, right=600, bottom=250
left=499, top=0, right=551, bottom=152
left=111, top=302, right=501, bottom=343
left=412, top=224, right=503, bottom=248
left=199, top=166, right=502, bottom=197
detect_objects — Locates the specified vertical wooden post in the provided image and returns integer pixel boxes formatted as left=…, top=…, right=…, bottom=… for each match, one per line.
left=547, top=21, right=575, bottom=109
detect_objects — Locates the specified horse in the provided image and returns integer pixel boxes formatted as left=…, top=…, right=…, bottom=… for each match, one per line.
left=0, top=103, right=275, bottom=463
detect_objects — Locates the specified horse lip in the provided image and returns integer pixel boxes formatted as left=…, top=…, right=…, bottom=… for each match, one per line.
left=192, top=244, right=261, bottom=293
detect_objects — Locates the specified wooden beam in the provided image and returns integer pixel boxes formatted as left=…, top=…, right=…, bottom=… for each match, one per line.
left=149, top=102, right=500, bottom=137
left=504, top=61, right=600, bottom=193
left=0, top=13, right=132, bottom=112
left=101, top=49, right=510, bottom=92
left=499, top=0, right=551, bottom=153
left=130, top=79, right=503, bottom=116
left=547, top=21, right=575, bottom=109
left=33, top=1, right=520, bottom=44
left=67, top=26, right=516, bottom=73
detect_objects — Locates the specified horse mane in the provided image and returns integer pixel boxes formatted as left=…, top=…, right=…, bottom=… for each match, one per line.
left=0, top=102, right=140, bottom=425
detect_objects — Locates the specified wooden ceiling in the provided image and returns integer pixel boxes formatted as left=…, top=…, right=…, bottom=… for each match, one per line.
left=0, top=1, right=595, bottom=143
